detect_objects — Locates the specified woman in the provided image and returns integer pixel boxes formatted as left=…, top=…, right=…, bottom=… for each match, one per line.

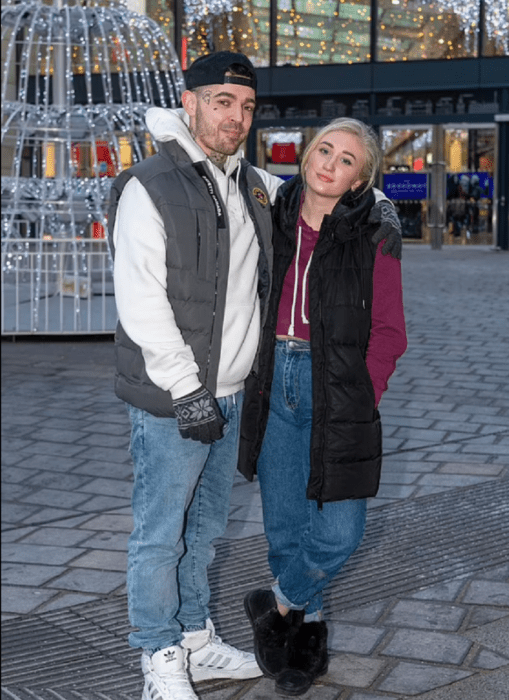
left=239, top=118, right=407, bottom=696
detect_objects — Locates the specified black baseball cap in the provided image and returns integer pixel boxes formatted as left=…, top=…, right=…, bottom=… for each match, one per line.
left=185, top=51, right=257, bottom=93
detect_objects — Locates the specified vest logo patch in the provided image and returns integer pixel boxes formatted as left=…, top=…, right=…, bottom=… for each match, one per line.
left=253, top=187, right=268, bottom=207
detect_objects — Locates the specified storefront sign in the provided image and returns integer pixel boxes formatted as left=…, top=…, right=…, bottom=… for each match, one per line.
left=383, top=173, right=428, bottom=200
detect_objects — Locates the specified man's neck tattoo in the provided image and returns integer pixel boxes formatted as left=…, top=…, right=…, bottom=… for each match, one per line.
left=208, top=151, right=227, bottom=170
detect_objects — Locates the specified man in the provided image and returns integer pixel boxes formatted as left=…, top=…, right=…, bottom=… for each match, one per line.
left=108, top=51, right=401, bottom=700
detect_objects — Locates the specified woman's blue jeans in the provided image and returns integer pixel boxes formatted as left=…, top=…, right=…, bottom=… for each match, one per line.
left=257, top=340, right=367, bottom=617
left=126, top=392, right=243, bottom=652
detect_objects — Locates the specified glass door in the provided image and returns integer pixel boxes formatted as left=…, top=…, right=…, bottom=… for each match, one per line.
left=444, top=126, right=495, bottom=245
left=381, top=127, right=433, bottom=242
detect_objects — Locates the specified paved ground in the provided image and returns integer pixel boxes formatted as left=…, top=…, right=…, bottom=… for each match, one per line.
left=2, top=245, right=509, bottom=699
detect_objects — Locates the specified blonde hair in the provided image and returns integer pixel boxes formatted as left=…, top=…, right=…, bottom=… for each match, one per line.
left=300, top=118, right=381, bottom=194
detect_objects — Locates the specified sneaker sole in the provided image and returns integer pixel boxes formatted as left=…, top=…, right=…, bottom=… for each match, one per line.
left=189, top=665, right=263, bottom=682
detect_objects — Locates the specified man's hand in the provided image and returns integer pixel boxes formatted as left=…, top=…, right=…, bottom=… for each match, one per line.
left=369, top=200, right=402, bottom=259
left=173, top=386, right=226, bottom=444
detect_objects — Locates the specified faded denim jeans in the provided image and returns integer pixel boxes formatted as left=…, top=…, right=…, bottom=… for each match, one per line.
left=257, top=340, right=366, bottom=618
left=126, top=391, right=243, bottom=652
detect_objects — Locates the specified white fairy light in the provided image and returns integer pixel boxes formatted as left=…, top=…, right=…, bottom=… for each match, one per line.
left=1, top=0, right=184, bottom=332
left=434, top=0, right=509, bottom=53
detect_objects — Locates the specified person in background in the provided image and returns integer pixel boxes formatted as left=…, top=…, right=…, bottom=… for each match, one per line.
left=109, top=48, right=403, bottom=700
left=241, top=118, right=407, bottom=697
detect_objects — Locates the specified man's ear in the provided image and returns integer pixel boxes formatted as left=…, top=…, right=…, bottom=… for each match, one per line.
left=181, top=90, right=197, bottom=118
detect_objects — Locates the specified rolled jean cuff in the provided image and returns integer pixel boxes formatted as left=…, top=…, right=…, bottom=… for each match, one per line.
left=272, top=581, right=305, bottom=612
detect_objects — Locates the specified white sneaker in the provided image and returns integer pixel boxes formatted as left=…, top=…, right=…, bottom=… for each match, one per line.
left=181, top=618, right=262, bottom=682
left=141, top=645, right=198, bottom=700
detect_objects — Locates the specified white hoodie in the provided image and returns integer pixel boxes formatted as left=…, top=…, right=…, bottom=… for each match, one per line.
left=112, top=107, right=282, bottom=400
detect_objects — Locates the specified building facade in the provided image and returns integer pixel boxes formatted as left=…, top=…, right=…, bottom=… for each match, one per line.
left=139, top=0, right=509, bottom=249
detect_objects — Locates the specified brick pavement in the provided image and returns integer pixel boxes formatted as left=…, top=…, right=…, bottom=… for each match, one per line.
left=1, top=245, right=509, bottom=699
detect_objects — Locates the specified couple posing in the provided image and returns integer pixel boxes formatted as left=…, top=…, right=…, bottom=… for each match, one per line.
left=109, top=51, right=407, bottom=700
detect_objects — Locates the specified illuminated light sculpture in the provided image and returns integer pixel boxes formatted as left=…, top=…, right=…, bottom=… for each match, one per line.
left=1, top=0, right=183, bottom=333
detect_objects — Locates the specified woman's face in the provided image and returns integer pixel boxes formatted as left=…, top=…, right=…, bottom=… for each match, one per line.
left=305, top=130, right=366, bottom=201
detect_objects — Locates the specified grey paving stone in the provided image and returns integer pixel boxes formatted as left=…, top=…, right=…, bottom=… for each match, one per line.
left=417, top=473, right=494, bottom=488
left=424, top=451, right=489, bottom=463
left=326, top=653, right=386, bottom=688
left=375, top=484, right=417, bottom=500
left=1, top=562, right=66, bottom=586
left=240, top=676, right=338, bottom=699
left=13, top=453, right=87, bottom=472
left=328, top=623, right=386, bottom=654
left=71, top=549, right=127, bottom=571
left=0, top=451, right=27, bottom=467
left=467, top=607, right=509, bottom=629
left=75, top=495, right=132, bottom=512
left=378, top=471, right=419, bottom=485
left=437, top=462, right=505, bottom=476
left=77, top=477, right=133, bottom=498
left=19, top=527, right=93, bottom=547
left=22, top=488, right=92, bottom=509
left=1, top=584, right=59, bottom=615
left=76, top=433, right=130, bottom=448
left=381, top=628, right=472, bottom=664
left=382, top=460, right=439, bottom=473
left=463, top=616, right=509, bottom=658
left=33, top=512, right=95, bottom=528
left=28, top=427, right=89, bottom=443
left=349, top=694, right=393, bottom=700
left=1, top=502, right=41, bottom=523
left=220, top=519, right=266, bottom=540
left=410, top=578, right=468, bottom=602
left=82, top=420, right=130, bottom=435
left=384, top=600, right=466, bottom=631
left=73, top=460, right=134, bottom=479
left=20, top=441, right=88, bottom=457
left=1, top=526, right=36, bottom=543
left=377, top=661, right=472, bottom=695
left=2, top=543, right=83, bottom=565
left=330, top=601, right=388, bottom=625
left=414, top=665, right=509, bottom=700
left=80, top=513, right=133, bottom=532
left=24, top=472, right=92, bottom=491
left=1, top=483, right=33, bottom=500
left=478, top=564, right=509, bottom=581
left=472, top=648, right=509, bottom=670
left=227, top=503, right=264, bottom=523
left=462, top=580, right=509, bottom=606
left=80, top=531, right=129, bottom=550
left=72, top=445, right=131, bottom=464
left=24, top=508, right=86, bottom=527
left=394, top=428, right=448, bottom=442
left=48, top=567, right=126, bottom=594
left=432, top=421, right=482, bottom=434
left=1, top=436, right=34, bottom=451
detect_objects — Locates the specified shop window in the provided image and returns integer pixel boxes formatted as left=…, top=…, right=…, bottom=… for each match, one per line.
left=183, top=0, right=270, bottom=67
left=377, top=0, right=478, bottom=61
left=277, top=0, right=371, bottom=65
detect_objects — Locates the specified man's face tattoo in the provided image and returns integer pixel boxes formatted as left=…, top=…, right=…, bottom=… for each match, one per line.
left=187, top=83, right=256, bottom=166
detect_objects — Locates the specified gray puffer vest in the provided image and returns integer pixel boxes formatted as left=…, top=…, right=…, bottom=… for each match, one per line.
left=107, top=140, right=273, bottom=417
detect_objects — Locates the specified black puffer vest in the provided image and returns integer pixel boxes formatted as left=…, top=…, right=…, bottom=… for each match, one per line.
left=238, top=175, right=382, bottom=503
left=108, top=141, right=273, bottom=417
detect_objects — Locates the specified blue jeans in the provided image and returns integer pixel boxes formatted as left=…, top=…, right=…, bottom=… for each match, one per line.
left=126, top=391, right=243, bottom=652
left=257, top=340, right=366, bottom=617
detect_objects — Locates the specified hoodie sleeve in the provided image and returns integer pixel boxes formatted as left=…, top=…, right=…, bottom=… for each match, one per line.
left=365, top=242, right=407, bottom=407
left=113, top=177, right=202, bottom=399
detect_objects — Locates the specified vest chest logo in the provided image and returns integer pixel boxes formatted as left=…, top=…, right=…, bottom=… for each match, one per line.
left=253, top=187, right=268, bottom=207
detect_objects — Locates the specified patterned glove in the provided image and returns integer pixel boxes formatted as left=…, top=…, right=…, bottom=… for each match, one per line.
left=173, top=386, right=226, bottom=444
left=368, top=200, right=402, bottom=259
